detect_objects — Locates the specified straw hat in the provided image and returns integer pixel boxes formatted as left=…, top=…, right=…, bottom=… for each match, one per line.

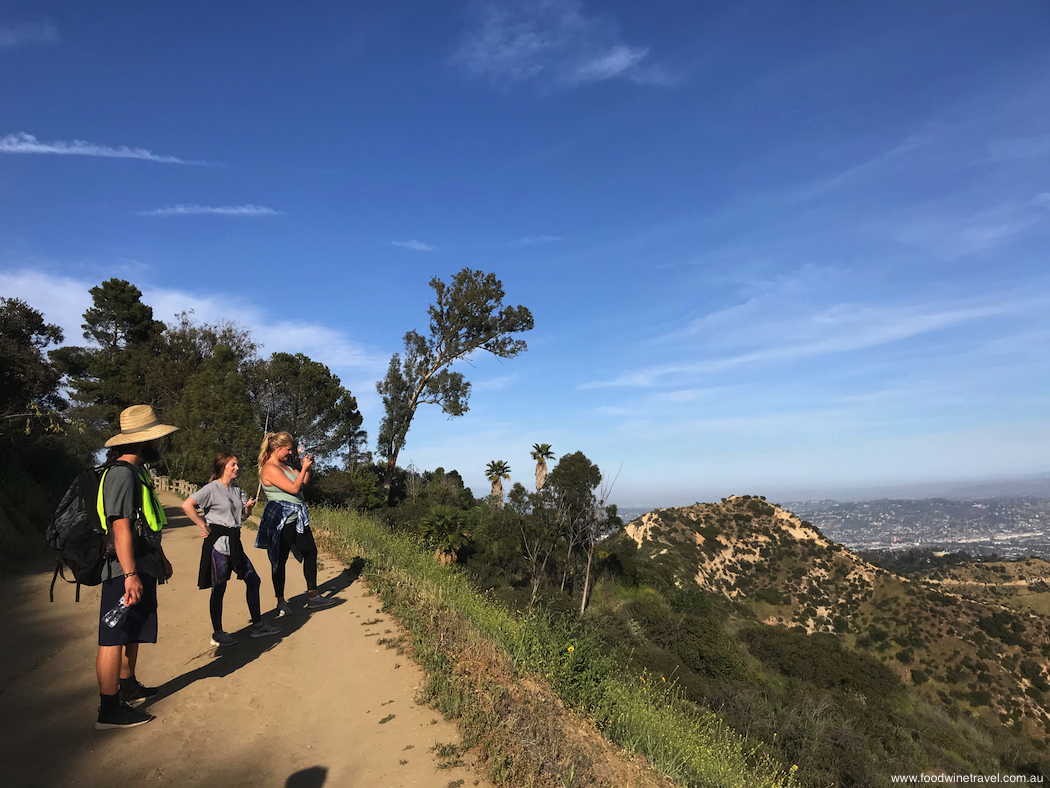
left=104, top=405, right=179, bottom=447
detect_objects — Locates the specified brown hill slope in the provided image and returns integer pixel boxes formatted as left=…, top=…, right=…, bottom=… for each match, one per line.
left=917, top=557, right=1050, bottom=617
left=616, top=495, right=1050, bottom=741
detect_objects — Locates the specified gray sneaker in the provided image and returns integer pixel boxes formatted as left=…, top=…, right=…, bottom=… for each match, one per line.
left=210, top=631, right=237, bottom=647
left=306, top=595, right=336, bottom=610
left=249, top=621, right=281, bottom=638
left=277, top=600, right=294, bottom=617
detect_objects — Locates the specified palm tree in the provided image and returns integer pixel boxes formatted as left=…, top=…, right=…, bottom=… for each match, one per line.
left=485, top=460, right=512, bottom=507
left=419, top=505, right=471, bottom=566
left=530, top=443, right=554, bottom=491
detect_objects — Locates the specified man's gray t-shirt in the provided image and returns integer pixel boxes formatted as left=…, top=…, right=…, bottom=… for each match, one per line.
left=102, top=464, right=162, bottom=579
left=191, top=480, right=244, bottom=556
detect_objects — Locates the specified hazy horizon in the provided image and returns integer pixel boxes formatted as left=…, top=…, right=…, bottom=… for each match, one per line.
left=608, top=471, right=1050, bottom=510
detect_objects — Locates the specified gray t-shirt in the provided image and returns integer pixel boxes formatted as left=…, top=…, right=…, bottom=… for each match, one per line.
left=191, top=480, right=244, bottom=555
left=102, top=463, right=162, bottom=579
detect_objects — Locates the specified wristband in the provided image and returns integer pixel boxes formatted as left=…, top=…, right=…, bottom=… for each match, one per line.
left=125, top=572, right=138, bottom=578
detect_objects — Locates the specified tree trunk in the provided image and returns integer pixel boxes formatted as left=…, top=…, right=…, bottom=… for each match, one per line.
left=579, top=544, right=595, bottom=615
left=535, top=462, right=547, bottom=492
left=382, top=453, right=399, bottom=501
left=559, top=538, right=574, bottom=592
left=382, top=377, right=429, bottom=502
left=529, top=549, right=551, bottom=609
left=490, top=478, right=504, bottom=508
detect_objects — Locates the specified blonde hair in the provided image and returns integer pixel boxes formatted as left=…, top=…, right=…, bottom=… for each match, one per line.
left=258, top=431, right=294, bottom=469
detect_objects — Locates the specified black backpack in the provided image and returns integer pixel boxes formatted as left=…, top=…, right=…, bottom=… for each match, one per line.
left=46, top=460, right=140, bottom=601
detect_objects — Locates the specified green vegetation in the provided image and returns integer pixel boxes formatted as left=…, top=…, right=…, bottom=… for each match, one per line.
left=10, top=274, right=1050, bottom=786
left=0, top=297, right=89, bottom=566
left=311, top=505, right=798, bottom=788
left=484, top=460, right=511, bottom=504
left=375, top=268, right=533, bottom=500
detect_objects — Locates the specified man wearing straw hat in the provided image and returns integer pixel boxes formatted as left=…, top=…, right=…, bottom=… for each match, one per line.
left=95, top=405, right=177, bottom=730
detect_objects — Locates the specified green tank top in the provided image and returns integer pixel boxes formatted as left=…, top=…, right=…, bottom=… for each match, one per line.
left=262, top=467, right=303, bottom=523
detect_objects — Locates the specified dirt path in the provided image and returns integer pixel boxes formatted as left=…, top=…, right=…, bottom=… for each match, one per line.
left=0, top=491, right=492, bottom=788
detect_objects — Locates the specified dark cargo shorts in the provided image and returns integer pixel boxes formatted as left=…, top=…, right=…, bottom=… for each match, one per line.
left=98, top=574, right=158, bottom=646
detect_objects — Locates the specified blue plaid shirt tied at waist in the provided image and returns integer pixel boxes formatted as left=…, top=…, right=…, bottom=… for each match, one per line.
left=255, top=500, right=310, bottom=570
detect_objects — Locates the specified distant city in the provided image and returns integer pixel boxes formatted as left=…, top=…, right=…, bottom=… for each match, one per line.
left=616, top=497, right=1050, bottom=560
left=786, top=498, right=1050, bottom=559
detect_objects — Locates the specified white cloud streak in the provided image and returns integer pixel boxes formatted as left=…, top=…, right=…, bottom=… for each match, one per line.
left=473, top=373, right=519, bottom=391
left=390, top=240, right=436, bottom=252
left=572, top=44, right=648, bottom=82
left=989, top=133, right=1050, bottom=162
left=0, top=22, right=59, bottom=49
left=582, top=294, right=1041, bottom=389
left=138, top=204, right=283, bottom=217
left=454, top=0, right=674, bottom=89
left=890, top=199, right=1047, bottom=257
left=516, top=234, right=563, bottom=245
left=0, top=132, right=210, bottom=165
left=0, top=270, right=387, bottom=383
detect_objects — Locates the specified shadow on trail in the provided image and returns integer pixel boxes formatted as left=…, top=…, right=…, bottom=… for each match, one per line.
left=160, top=500, right=196, bottom=530
left=286, top=766, right=328, bottom=787
left=150, top=562, right=363, bottom=702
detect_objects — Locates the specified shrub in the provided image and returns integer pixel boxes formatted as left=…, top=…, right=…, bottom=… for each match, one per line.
left=977, top=612, right=1030, bottom=648
left=755, top=587, right=784, bottom=606
left=310, top=507, right=799, bottom=788
left=741, top=626, right=904, bottom=698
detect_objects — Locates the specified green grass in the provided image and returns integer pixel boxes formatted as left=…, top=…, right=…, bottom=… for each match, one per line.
left=312, top=506, right=799, bottom=788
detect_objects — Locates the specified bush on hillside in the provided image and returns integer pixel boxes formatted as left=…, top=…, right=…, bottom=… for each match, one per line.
left=741, top=626, right=903, bottom=698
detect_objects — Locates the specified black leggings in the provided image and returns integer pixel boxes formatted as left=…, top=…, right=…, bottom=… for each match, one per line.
left=210, top=570, right=262, bottom=632
left=273, top=525, right=318, bottom=598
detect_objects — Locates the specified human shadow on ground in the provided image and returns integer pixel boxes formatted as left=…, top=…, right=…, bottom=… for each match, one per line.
left=286, top=766, right=328, bottom=788
left=149, top=563, right=362, bottom=702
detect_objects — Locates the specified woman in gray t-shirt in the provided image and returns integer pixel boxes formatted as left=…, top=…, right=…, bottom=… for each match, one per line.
left=181, top=452, right=281, bottom=647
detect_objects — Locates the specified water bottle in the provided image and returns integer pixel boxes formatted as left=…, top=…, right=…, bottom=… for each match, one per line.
left=298, top=442, right=308, bottom=460
left=240, top=489, right=248, bottom=508
left=103, top=596, right=129, bottom=629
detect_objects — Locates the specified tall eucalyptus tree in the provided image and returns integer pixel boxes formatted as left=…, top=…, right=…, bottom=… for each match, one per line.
left=376, top=268, right=533, bottom=501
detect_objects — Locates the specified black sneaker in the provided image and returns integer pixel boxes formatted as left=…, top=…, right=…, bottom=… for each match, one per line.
left=119, top=680, right=159, bottom=706
left=95, top=701, right=155, bottom=730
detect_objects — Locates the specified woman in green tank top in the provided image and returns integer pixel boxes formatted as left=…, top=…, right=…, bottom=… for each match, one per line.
left=258, top=431, right=336, bottom=616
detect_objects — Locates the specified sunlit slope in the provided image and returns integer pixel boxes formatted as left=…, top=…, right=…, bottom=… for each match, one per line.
left=611, top=495, right=1050, bottom=740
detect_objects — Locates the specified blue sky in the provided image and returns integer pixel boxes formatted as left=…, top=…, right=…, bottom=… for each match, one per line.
left=2, top=1, right=1049, bottom=505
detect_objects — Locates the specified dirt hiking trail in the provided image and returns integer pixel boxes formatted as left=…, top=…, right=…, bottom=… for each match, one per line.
left=0, top=491, right=493, bottom=788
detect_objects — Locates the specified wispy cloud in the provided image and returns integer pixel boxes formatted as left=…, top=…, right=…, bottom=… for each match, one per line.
left=0, top=132, right=210, bottom=165
left=516, top=235, right=563, bottom=245
left=582, top=294, right=1041, bottom=389
left=474, top=373, right=520, bottom=391
left=989, top=133, right=1050, bottom=163
left=454, top=0, right=675, bottom=89
left=138, top=204, right=283, bottom=217
left=890, top=199, right=1047, bottom=257
left=0, top=22, right=59, bottom=49
left=390, top=240, right=436, bottom=252
left=0, top=269, right=387, bottom=381
left=789, top=134, right=930, bottom=203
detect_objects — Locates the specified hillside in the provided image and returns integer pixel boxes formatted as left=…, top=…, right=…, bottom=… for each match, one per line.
left=613, top=495, right=1050, bottom=743
left=916, top=557, right=1050, bottom=617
